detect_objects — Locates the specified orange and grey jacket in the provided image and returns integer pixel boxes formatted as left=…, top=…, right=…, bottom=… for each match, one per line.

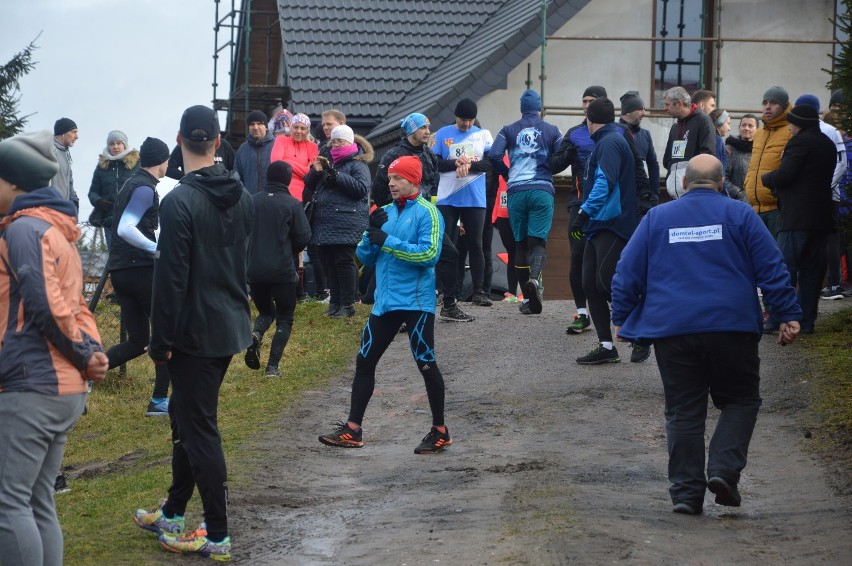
left=0, top=187, right=103, bottom=396
left=744, top=105, right=792, bottom=214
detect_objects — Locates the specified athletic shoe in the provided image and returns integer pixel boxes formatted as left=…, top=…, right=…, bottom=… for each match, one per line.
left=843, top=286, right=852, bottom=298
left=133, top=498, right=185, bottom=536
left=672, top=501, right=703, bottom=515
left=244, top=331, right=261, bottom=370
left=820, top=286, right=844, bottom=300
left=439, top=303, right=475, bottom=322
left=630, top=344, right=652, bottom=363
left=145, top=397, right=169, bottom=417
left=54, top=472, right=70, bottom=494
left=502, top=292, right=519, bottom=303
left=318, top=289, right=331, bottom=303
left=566, top=313, right=591, bottom=334
left=518, top=300, right=532, bottom=315
left=318, top=421, right=364, bottom=448
left=707, top=476, right=741, bottom=507
left=523, top=279, right=543, bottom=314
left=576, top=344, right=620, bottom=365
left=159, top=526, right=231, bottom=562
left=326, top=303, right=340, bottom=315
left=470, top=291, right=493, bottom=307
left=331, top=305, right=356, bottom=319
left=414, top=426, right=453, bottom=454
left=265, top=366, right=280, bottom=378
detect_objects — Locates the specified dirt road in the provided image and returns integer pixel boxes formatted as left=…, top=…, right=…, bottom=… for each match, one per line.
left=230, top=300, right=851, bottom=565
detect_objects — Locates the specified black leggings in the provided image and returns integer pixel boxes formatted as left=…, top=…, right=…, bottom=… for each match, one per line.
left=307, top=243, right=327, bottom=295
left=568, top=205, right=587, bottom=309
left=107, top=266, right=170, bottom=399
left=494, top=217, right=518, bottom=295
left=581, top=231, right=626, bottom=343
left=439, top=206, right=487, bottom=290
left=249, top=280, right=297, bottom=369
left=348, top=311, right=445, bottom=428
left=438, top=233, right=459, bottom=306
left=318, top=244, right=358, bottom=307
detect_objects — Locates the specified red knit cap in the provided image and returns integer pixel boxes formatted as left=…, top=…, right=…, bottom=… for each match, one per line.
left=388, top=155, right=422, bottom=187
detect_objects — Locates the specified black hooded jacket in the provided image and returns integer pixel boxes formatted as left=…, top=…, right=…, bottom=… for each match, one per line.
left=247, top=181, right=311, bottom=284
left=149, top=163, right=254, bottom=359
left=370, top=136, right=439, bottom=206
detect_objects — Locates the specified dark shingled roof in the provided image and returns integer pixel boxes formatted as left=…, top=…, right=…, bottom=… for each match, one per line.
left=277, top=0, right=590, bottom=147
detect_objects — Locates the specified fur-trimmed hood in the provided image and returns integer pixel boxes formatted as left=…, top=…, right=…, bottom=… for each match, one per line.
left=98, top=149, right=140, bottom=170
left=352, top=134, right=374, bottom=163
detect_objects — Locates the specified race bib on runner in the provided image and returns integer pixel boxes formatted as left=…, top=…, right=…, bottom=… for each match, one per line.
left=671, top=140, right=687, bottom=159
left=448, top=141, right=476, bottom=160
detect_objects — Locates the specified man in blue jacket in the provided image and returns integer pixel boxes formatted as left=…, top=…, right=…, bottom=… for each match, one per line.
left=571, top=98, right=638, bottom=364
left=611, top=154, right=802, bottom=515
left=490, top=89, right=563, bottom=315
left=320, top=155, right=451, bottom=454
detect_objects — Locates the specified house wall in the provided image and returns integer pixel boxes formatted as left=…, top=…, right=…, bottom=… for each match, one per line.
left=477, top=0, right=837, bottom=299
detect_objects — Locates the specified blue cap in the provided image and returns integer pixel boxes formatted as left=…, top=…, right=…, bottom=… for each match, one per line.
left=520, top=89, right=542, bottom=113
left=401, top=113, right=429, bottom=135
left=794, top=94, right=820, bottom=113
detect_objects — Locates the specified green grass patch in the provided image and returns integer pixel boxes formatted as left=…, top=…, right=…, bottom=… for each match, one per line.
left=58, top=301, right=367, bottom=565
left=802, top=306, right=852, bottom=477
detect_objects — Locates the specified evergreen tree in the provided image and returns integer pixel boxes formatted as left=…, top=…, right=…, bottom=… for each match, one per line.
left=829, top=1, right=851, bottom=131
left=0, top=37, right=39, bottom=141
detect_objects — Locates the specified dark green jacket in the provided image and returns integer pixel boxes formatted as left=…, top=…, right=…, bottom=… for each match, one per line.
left=87, top=150, right=140, bottom=227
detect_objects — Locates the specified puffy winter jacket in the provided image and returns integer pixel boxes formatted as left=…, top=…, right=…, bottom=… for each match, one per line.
left=744, top=105, right=792, bottom=214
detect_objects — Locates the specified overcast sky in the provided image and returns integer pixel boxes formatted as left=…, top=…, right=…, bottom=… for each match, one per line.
left=2, top=0, right=227, bottom=219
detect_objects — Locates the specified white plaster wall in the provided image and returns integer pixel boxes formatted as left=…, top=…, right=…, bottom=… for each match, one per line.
left=476, top=0, right=837, bottom=178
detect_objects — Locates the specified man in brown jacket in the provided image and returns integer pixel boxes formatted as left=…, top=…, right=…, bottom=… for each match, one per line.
left=743, top=86, right=792, bottom=237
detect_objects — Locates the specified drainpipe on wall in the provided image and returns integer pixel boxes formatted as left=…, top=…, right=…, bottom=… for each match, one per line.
left=244, top=0, right=252, bottom=116
left=540, top=0, right=547, bottom=109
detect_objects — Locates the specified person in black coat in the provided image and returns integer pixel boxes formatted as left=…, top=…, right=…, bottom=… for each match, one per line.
left=762, top=104, right=837, bottom=334
left=303, top=125, right=372, bottom=318
left=244, top=161, right=312, bottom=376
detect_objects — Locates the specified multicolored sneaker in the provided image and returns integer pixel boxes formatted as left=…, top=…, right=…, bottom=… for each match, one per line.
left=414, top=426, right=453, bottom=454
left=318, top=421, right=364, bottom=448
left=159, top=525, right=231, bottom=562
left=566, top=313, right=591, bottom=334
left=133, top=498, right=185, bottom=536
left=145, top=397, right=169, bottom=417
left=502, top=292, right=519, bottom=303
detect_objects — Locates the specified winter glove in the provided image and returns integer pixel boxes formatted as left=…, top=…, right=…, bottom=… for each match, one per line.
left=570, top=228, right=586, bottom=241
left=97, top=199, right=113, bottom=211
left=638, top=196, right=653, bottom=217
left=366, top=227, right=388, bottom=247
left=369, top=207, right=389, bottom=228
left=570, top=208, right=589, bottom=232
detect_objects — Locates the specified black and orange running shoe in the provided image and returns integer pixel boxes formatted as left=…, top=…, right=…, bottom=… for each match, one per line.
left=414, top=426, right=452, bottom=454
left=319, top=421, right=364, bottom=448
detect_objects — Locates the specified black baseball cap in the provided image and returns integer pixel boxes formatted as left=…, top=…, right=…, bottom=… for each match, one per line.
left=180, top=105, right=220, bottom=141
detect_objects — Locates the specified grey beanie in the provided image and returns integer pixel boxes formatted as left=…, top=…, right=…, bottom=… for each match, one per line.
left=0, top=131, right=59, bottom=191
left=107, top=130, right=129, bottom=148
left=619, top=91, right=645, bottom=114
left=830, top=89, right=843, bottom=107
left=762, top=86, right=789, bottom=108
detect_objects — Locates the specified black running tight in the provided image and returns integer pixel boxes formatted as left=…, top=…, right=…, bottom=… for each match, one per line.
left=581, top=230, right=627, bottom=343
left=348, top=311, right=445, bottom=428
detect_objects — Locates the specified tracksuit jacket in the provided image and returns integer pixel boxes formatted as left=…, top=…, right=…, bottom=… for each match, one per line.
left=149, top=164, right=254, bottom=360
left=611, top=188, right=802, bottom=341
left=356, top=195, right=444, bottom=316
left=0, top=187, right=102, bottom=395
left=489, top=112, right=563, bottom=195
left=580, top=122, right=639, bottom=241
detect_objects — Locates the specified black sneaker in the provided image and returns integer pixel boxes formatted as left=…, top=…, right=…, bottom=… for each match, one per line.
left=707, top=476, right=741, bottom=507
left=566, top=314, right=591, bottom=334
left=470, top=291, right=493, bottom=307
left=326, top=303, right=341, bottom=315
left=820, top=286, right=844, bottom=300
left=319, top=421, right=364, bottom=448
left=630, top=343, right=652, bottom=363
left=523, top=279, right=543, bottom=314
left=414, top=426, right=453, bottom=454
left=54, top=472, right=70, bottom=494
left=244, top=331, right=261, bottom=370
left=265, top=366, right=280, bottom=378
left=576, top=344, right=620, bottom=365
left=439, top=303, right=474, bottom=322
left=672, top=501, right=702, bottom=515
left=331, top=305, right=356, bottom=319
left=518, top=301, right=533, bottom=315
